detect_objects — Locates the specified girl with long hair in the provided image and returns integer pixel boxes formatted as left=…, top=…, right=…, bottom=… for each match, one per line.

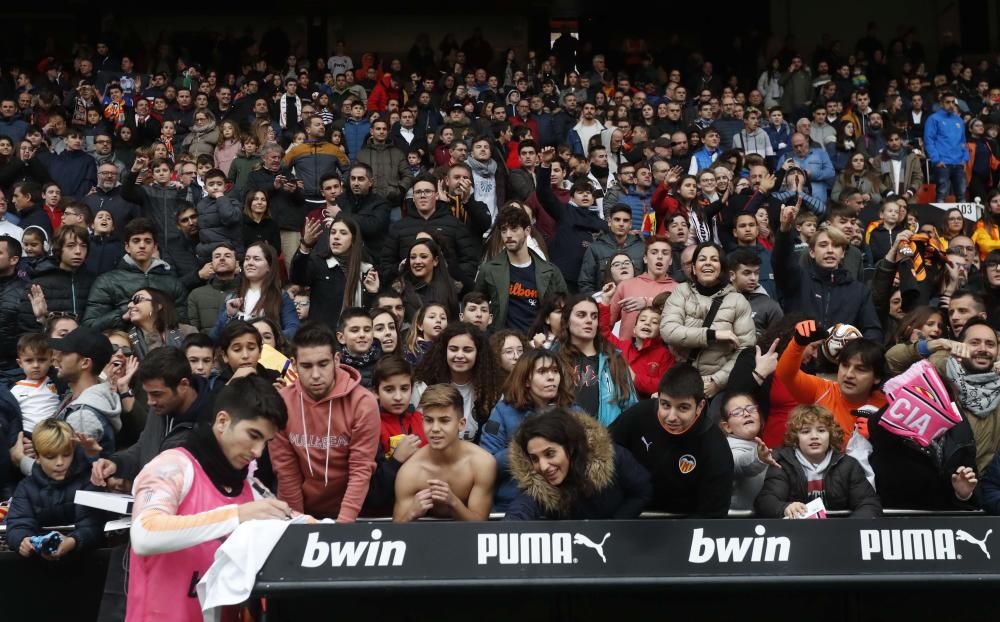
left=528, top=292, right=566, bottom=349
left=241, top=189, right=282, bottom=254
left=214, top=119, right=241, bottom=176
left=832, top=151, right=886, bottom=206
left=290, top=215, right=377, bottom=333
left=371, top=306, right=402, bottom=355
left=942, top=207, right=966, bottom=241
left=555, top=294, right=637, bottom=427
left=481, top=348, right=576, bottom=509
left=410, top=322, right=503, bottom=441
left=392, top=237, right=459, bottom=321
left=504, top=407, right=652, bottom=520
left=402, top=302, right=449, bottom=365
left=212, top=241, right=298, bottom=339
left=883, top=305, right=947, bottom=374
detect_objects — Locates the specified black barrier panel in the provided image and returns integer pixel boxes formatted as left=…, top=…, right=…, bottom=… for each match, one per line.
left=256, top=516, right=1000, bottom=592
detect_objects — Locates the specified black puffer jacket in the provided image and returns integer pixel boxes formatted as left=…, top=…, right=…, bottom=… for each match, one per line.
left=195, top=195, right=244, bottom=257
left=82, top=256, right=188, bottom=331
left=84, top=233, right=124, bottom=275
left=339, top=187, right=390, bottom=257
left=773, top=228, right=883, bottom=343
left=754, top=447, right=882, bottom=518
left=290, top=250, right=374, bottom=332
left=121, top=172, right=204, bottom=267
left=0, top=274, right=29, bottom=370
left=379, top=201, right=481, bottom=286
left=19, top=265, right=96, bottom=330
left=5, top=447, right=104, bottom=554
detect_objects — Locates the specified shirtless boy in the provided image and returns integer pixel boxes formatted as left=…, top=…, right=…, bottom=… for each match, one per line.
left=393, top=384, right=496, bottom=522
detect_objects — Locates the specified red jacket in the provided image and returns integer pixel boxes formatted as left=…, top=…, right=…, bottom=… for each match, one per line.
left=598, top=302, right=675, bottom=396
left=368, top=74, right=403, bottom=114
left=379, top=405, right=427, bottom=458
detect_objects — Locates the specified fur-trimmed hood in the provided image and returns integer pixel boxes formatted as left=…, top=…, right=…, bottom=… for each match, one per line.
left=508, top=412, right=616, bottom=515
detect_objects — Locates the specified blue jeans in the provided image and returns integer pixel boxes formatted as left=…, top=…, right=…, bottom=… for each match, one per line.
left=934, top=163, right=967, bottom=202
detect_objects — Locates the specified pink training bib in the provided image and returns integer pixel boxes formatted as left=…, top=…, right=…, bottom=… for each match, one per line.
left=126, top=448, right=252, bottom=622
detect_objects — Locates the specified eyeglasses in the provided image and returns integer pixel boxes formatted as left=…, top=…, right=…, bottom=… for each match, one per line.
left=413, top=189, right=436, bottom=196
left=294, top=300, right=310, bottom=308
left=610, top=260, right=633, bottom=270
left=95, top=139, right=111, bottom=144
left=951, top=244, right=974, bottom=253
left=130, top=295, right=152, bottom=305
left=986, top=262, right=1000, bottom=271
left=112, top=345, right=133, bottom=356
left=726, top=404, right=759, bottom=419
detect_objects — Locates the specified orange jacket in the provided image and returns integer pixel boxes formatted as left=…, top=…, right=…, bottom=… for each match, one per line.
left=965, top=139, right=1000, bottom=185
left=775, top=340, right=886, bottom=443
left=973, top=220, right=1000, bottom=261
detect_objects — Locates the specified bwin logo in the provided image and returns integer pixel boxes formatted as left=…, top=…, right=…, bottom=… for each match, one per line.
left=300, top=529, right=406, bottom=568
left=477, top=532, right=612, bottom=565
left=859, top=529, right=992, bottom=561
left=688, top=525, right=790, bottom=563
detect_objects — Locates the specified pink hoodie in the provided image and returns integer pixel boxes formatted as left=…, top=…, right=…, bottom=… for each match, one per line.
left=272, top=364, right=380, bottom=522
left=609, top=273, right=677, bottom=343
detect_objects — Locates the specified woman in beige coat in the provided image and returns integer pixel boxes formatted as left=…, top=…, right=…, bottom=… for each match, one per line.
left=660, top=242, right=756, bottom=397
left=181, top=110, right=220, bottom=158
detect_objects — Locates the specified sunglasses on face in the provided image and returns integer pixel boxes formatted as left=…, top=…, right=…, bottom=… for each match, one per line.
left=112, top=344, right=133, bottom=356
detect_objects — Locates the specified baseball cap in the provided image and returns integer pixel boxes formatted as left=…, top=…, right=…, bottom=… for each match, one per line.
left=48, top=327, right=113, bottom=372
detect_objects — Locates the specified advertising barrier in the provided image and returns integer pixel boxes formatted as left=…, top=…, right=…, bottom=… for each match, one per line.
left=256, top=516, right=1000, bottom=592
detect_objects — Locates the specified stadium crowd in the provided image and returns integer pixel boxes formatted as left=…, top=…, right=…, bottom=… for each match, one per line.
left=4, top=20, right=1000, bottom=620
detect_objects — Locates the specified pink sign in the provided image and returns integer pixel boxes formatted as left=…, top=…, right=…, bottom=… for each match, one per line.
left=880, top=360, right=963, bottom=446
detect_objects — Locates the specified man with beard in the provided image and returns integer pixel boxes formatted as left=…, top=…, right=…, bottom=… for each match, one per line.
left=862, top=111, right=887, bottom=154
left=339, top=164, right=391, bottom=254
left=474, top=205, right=566, bottom=332
left=578, top=203, right=646, bottom=294
left=83, top=162, right=139, bottom=232
left=187, top=243, right=240, bottom=333
left=929, top=318, right=1000, bottom=471
left=467, top=135, right=506, bottom=221
left=357, top=119, right=412, bottom=207
left=874, top=130, right=925, bottom=200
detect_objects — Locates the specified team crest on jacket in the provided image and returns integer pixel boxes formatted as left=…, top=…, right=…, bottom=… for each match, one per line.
left=678, top=454, right=697, bottom=474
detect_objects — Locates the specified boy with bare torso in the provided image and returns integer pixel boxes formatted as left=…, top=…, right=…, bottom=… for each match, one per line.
left=393, top=383, right=496, bottom=522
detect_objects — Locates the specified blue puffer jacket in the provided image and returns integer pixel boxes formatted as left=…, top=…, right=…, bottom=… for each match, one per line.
left=924, top=109, right=970, bottom=165
left=343, top=118, right=371, bottom=163
left=480, top=400, right=536, bottom=511
left=4, top=447, right=105, bottom=554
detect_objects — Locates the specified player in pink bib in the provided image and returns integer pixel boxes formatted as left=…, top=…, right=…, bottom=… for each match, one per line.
left=126, top=375, right=291, bottom=622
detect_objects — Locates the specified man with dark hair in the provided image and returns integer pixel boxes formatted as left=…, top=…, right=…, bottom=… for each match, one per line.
left=876, top=130, right=925, bottom=200
left=283, top=114, right=347, bottom=203
left=508, top=139, right=540, bottom=201
left=40, top=128, right=97, bottom=201
left=578, top=203, right=646, bottom=294
left=187, top=243, right=240, bottom=333
left=0, top=235, right=26, bottom=370
left=610, top=364, right=734, bottom=517
left=126, top=375, right=291, bottom=622
left=83, top=217, right=188, bottom=330
left=91, top=344, right=213, bottom=489
left=925, top=90, right=970, bottom=201
left=731, top=211, right=777, bottom=298
left=271, top=322, right=380, bottom=521
left=728, top=248, right=783, bottom=337
left=357, top=118, right=413, bottom=206
left=11, top=182, right=52, bottom=236
left=475, top=204, right=567, bottom=331
left=467, top=135, right=505, bottom=221
left=338, top=164, right=391, bottom=256
left=379, top=174, right=481, bottom=286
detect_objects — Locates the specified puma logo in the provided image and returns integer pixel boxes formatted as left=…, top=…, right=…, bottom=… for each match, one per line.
left=956, top=529, right=992, bottom=559
left=573, top=532, right=611, bottom=564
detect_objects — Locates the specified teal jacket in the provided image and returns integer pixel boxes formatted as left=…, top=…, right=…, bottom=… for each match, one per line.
left=550, top=343, right=638, bottom=427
